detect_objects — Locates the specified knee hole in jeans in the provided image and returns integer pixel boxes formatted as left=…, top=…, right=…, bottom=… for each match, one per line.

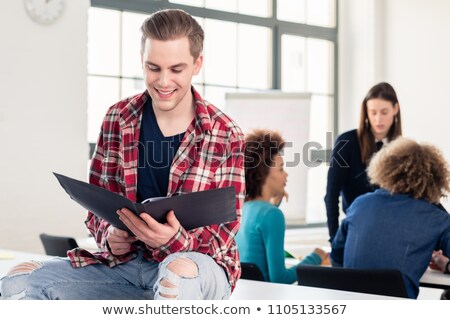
left=158, top=257, right=199, bottom=299
left=6, top=261, right=43, bottom=276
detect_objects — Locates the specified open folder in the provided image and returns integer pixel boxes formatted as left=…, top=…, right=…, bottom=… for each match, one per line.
left=54, top=173, right=237, bottom=233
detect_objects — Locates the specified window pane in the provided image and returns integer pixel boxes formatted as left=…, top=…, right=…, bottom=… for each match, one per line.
left=192, top=84, right=205, bottom=97
left=169, top=0, right=203, bottom=7
left=87, top=8, right=120, bottom=76
left=204, top=19, right=237, bottom=87
left=122, top=12, right=148, bottom=78
left=87, top=76, right=120, bottom=142
left=277, top=0, right=305, bottom=24
left=204, top=85, right=237, bottom=110
left=193, top=16, right=205, bottom=84
left=121, top=78, right=145, bottom=100
left=307, top=0, right=336, bottom=27
left=306, top=38, right=334, bottom=94
left=238, top=0, right=271, bottom=17
left=204, top=0, right=237, bottom=13
left=309, top=95, right=333, bottom=145
left=305, top=95, right=333, bottom=224
left=237, top=24, right=271, bottom=89
left=281, top=34, right=306, bottom=92
left=306, top=163, right=328, bottom=223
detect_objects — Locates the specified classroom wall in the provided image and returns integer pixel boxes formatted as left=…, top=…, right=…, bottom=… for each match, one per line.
left=0, top=0, right=90, bottom=252
left=382, top=0, right=450, bottom=153
left=338, top=0, right=384, bottom=133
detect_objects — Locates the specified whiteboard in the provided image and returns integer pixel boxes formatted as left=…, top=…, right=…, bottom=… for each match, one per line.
left=225, top=91, right=312, bottom=222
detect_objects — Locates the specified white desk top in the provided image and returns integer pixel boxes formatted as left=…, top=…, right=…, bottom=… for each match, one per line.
left=75, top=236, right=98, bottom=252
left=284, top=246, right=450, bottom=290
left=0, top=250, right=53, bottom=277
left=231, top=279, right=404, bottom=300
left=1, top=248, right=448, bottom=300
left=419, top=267, right=450, bottom=288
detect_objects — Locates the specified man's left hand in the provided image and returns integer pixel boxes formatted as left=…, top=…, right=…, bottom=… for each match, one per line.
left=117, top=208, right=180, bottom=248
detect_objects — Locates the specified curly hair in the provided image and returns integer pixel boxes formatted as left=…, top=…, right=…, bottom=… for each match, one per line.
left=244, top=129, right=285, bottom=201
left=368, top=137, right=450, bottom=203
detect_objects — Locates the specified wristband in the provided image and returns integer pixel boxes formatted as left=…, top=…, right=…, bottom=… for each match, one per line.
left=445, top=260, right=450, bottom=274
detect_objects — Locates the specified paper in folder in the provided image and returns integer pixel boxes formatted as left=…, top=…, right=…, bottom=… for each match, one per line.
left=53, top=172, right=237, bottom=233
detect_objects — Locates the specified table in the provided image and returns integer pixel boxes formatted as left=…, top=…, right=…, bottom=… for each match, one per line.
left=419, top=268, right=450, bottom=289
left=231, top=279, right=404, bottom=300
left=0, top=250, right=53, bottom=277
left=285, top=257, right=450, bottom=290
left=1, top=248, right=447, bottom=300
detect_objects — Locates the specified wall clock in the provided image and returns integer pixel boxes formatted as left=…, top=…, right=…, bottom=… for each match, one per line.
left=24, top=0, right=65, bottom=25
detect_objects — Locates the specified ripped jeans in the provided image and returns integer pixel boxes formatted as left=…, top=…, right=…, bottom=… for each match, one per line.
left=0, top=251, right=231, bottom=300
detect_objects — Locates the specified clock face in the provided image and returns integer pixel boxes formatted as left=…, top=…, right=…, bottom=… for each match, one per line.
left=24, top=0, right=65, bottom=25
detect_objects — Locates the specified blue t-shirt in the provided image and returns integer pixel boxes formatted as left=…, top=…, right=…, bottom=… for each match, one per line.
left=236, top=200, right=321, bottom=284
left=137, top=100, right=184, bottom=202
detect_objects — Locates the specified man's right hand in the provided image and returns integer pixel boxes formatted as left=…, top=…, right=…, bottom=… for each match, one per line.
left=106, top=225, right=137, bottom=256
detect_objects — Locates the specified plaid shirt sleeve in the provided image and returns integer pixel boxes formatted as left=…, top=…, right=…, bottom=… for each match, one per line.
left=84, top=107, right=124, bottom=256
left=149, top=130, right=245, bottom=289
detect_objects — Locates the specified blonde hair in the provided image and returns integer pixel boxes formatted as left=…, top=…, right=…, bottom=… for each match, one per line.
left=368, top=137, right=450, bottom=204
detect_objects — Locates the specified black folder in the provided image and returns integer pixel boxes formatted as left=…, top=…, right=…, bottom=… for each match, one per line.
left=54, top=172, right=237, bottom=233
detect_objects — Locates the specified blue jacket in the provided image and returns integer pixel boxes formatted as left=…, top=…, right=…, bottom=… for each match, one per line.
left=330, top=189, right=450, bottom=298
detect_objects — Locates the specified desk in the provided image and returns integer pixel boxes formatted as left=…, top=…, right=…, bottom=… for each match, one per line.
left=1, top=249, right=446, bottom=300
left=285, top=258, right=450, bottom=290
left=419, top=268, right=450, bottom=289
left=0, top=250, right=53, bottom=277
left=75, top=236, right=99, bottom=252
left=231, top=279, right=404, bottom=300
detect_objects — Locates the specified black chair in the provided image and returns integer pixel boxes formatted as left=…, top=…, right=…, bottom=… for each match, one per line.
left=296, top=265, right=409, bottom=298
left=39, top=233, right=79, bottom=257
left=241, top=262, right=265, bottom=281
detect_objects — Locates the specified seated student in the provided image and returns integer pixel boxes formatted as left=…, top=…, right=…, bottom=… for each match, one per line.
left=330, top=137, right=450, bottom=299
left=236, top=129, right=327, bottom=284
left=430, top=251, right=450, bottom=299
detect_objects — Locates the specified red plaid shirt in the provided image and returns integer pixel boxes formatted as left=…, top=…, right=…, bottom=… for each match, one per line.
left=67, top=87, right=245, bottom=290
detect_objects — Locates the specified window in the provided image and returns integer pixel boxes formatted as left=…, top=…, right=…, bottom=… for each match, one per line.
left=88, top=0, right=337, bottom=225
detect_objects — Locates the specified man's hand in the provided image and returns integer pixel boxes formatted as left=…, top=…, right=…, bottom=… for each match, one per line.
left=117, top=208, right=181, bottom=248
left=106, top=225, right=137, bottom=256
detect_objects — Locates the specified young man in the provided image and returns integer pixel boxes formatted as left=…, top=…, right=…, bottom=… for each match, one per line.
left=1, top=9, right=245, bottom=300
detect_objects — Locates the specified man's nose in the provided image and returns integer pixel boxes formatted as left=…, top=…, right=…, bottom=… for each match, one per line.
left=158, top=70, right=170, bottom=87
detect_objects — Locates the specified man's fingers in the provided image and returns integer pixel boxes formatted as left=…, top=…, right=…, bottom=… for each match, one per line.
left=165, top=210, right=179, bottom=228
left=109, top=224, right=131, bottom=238
left=138, top=212, right=160, bottom=230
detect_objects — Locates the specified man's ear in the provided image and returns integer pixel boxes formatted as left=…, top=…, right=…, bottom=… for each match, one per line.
left=193, top=54, right=203, bottom=76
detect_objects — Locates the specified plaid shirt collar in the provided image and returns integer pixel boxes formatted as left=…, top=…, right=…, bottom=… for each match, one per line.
left=118, top=86, right=212, bottom=137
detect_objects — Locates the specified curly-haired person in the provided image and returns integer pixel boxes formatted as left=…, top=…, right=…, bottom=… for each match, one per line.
left=330, top=137, right=450, bottom=299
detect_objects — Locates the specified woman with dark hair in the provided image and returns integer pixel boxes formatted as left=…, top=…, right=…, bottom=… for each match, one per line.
left=324, top=82, right=402, bottom=242
left=236, top=129, right=326, bottom=284
left=330, top=138, right=450, bottom=299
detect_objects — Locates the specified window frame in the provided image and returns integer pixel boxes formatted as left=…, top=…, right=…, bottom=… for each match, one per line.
left=89, top=0, right=338, bottom=225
